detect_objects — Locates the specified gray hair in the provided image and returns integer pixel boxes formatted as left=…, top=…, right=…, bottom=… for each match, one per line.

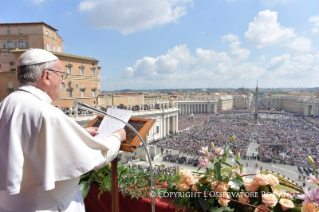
left=17, top=60, right=57, bottom=85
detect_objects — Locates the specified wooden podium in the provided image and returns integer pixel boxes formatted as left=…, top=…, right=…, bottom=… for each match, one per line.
left=86, top=116, right=156, bottom=212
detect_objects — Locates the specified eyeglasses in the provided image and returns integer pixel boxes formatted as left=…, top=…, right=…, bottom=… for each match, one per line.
left=47, top=69, right=68, bottom=80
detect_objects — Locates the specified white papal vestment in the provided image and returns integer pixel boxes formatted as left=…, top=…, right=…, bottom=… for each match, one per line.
left=0, top=85, right=121, bottom=212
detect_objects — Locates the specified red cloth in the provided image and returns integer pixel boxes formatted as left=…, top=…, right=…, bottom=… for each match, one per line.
left=84, top=184, right=184, bottom=212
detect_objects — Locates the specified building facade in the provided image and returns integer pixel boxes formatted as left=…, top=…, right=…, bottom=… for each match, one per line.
left=0, top=22, right=100, bottom=108
left=97, top=93, right=144, bottom=107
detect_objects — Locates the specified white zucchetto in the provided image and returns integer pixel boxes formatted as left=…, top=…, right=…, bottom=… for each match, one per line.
left=17, top=49, right=58, bottom=66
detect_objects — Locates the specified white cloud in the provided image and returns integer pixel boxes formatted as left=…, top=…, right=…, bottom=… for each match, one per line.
left=311, top=28, right=318, bottom=34
left=309, top=15, right=319, bottom=34
left=309, top=15, right=319, bottom=27
left=196, top=48, right=230, bottom=64
left=221, top=34, right=250, bottom=61
left=78, top=0, right=193, bottom=35
left=245, top=10, right=296, bottom=48
left=262, top=53, right=319, bottom=83
left=30, top=0, right=45, bottom=4
left=266, top=54, right=290, bottom=71
left=287, top=37, right=312, bottom=53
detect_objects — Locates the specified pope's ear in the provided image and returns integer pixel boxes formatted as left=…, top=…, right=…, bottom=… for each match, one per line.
left=41, top=70, right=51, bottom=85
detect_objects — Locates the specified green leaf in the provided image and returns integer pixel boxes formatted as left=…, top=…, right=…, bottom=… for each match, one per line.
left=79, top=180, right=92, bottom=199
left=230, top=178, right=243, bottom=188
left=221, top=161, right=232, bottom=168
left=229, top=152, right=243, bottom=172
left=199, top=175, right=209, bottom=182
left=198, top=195, right=209, bottom=211
left=225, top=144, right=230, bottom=159
left=273, top=202, right=284, bottom=212
left=291, top=207, right=301, bottom=212
left=214, top=162, right=221, bottom=180
left=234, top=172, right=243, bottom=182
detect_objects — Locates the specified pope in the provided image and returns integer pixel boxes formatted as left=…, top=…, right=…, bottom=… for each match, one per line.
left=0, top=49, right=126, bottom=212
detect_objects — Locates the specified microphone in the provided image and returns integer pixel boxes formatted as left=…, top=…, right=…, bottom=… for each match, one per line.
left=73, top=99, right=156, bottom=212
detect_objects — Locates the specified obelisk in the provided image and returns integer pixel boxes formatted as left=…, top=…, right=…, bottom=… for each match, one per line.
left=254, top=81, right=259, bottom=125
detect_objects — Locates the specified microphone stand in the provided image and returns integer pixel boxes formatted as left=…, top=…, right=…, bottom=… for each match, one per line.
left=74, top=100, right=155, bottom=212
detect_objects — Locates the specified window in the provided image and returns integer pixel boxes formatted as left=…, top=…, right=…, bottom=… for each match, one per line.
left=156, top=126, right=159, bottom=134
left=62, top=84, right=66, bottom=89
left=109, top=100, right=112, bottom=105
left=101, top=100, right=105, bottom=105
left=53, top=46, right=56, bottom=51
left=68, top=91, right=72, bottom=97
left=7, top=39, right=13, bottom=48
left=45, top=31, right=48, bottom=36
left=8, top=81, right=13, bottom=88
left=80, top=68, right=84, bottom=75
left=129, top=98, right=131, bottom=102
left=135, top=98, right=137, bottom=102
left=19, top=29, right=23, bottom=35
left=9, top=62, right=14, bottom=66
left=81, top=91, right=85, bottom=97
left=74, top=84, right=79, bottom=89
left=92, top=70, right=95, bottom=76
left=19, top=39, right=24, bottom=48
left=3, top=44, right=5, bottom=48
left=67, top=67, right=71, bottom=74
left=92, top=91, right=96, bottom=97
left=46, top=44, right=50, bottom=50
left=7, top=30, right=11, bottom=35
left=26, top=43, right=29, bottom=48
left=52, top=33, right=54, bottom=38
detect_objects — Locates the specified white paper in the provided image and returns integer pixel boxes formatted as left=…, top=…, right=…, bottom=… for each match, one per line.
left=95, top=108, right=132, bottom=139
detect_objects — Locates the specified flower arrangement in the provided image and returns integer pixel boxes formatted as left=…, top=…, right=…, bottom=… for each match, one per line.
left=80, top=135, right=319, bottom=212
left=165, top=135, right=318, bottom=212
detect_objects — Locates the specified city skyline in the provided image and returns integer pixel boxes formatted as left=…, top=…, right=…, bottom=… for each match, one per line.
left=2, top=0, right=319, bottom=90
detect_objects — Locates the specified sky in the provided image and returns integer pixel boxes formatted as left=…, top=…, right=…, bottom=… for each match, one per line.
left=2, top=0, right=319, bottom=90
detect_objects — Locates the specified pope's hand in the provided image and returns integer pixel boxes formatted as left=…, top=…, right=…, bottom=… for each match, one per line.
left=85, top=127, right=99, bottom=137
left=113, top=129, right=126, bottom=142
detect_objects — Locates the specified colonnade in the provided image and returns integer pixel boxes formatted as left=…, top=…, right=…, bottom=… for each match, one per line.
left=162, top=115, right=178, bottom=135
left=304, top=103, right=319, bottom=117
left=177, top=102, right=217, bottom=114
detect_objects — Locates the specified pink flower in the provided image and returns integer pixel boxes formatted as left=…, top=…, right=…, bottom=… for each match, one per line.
left=197, top=157, right=209, bottom=168
left=199, top=146, right=209, bottom=156
left=254, top=204, right=270, bottom=212
left=307, top=174, right=319, bottom=186
left=243, top=178, right=260, bottom=192
left=218, top=192, right=231, bottom=207
left=233, top=167, right=242, bottom=175
left=208, top=152, right=215, bottom=161
left=267, top=174, right=279, bottom=186
left=238, top=192, right=250, bottom=204
left=279, top=198, right=294, bottom=211
left=262, top=193, right=278, bottom=207
left=254, top=174, right=269, bottom=186
left=176, top=181, right=190, bottom=191
left=215, top=148, right=225, bottom=156
left=302, top=202, right=319, bottom=212
left=298, top=187, right=319, bottom=205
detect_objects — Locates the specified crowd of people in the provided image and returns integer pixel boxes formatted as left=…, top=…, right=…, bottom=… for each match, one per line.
left=157, top=110, right=319, bottom=168
left=257, top=114, right=319, bottom=166
left=305, top=116, right=319, bottom=128
left=158, top=112, right=253, bottom=159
